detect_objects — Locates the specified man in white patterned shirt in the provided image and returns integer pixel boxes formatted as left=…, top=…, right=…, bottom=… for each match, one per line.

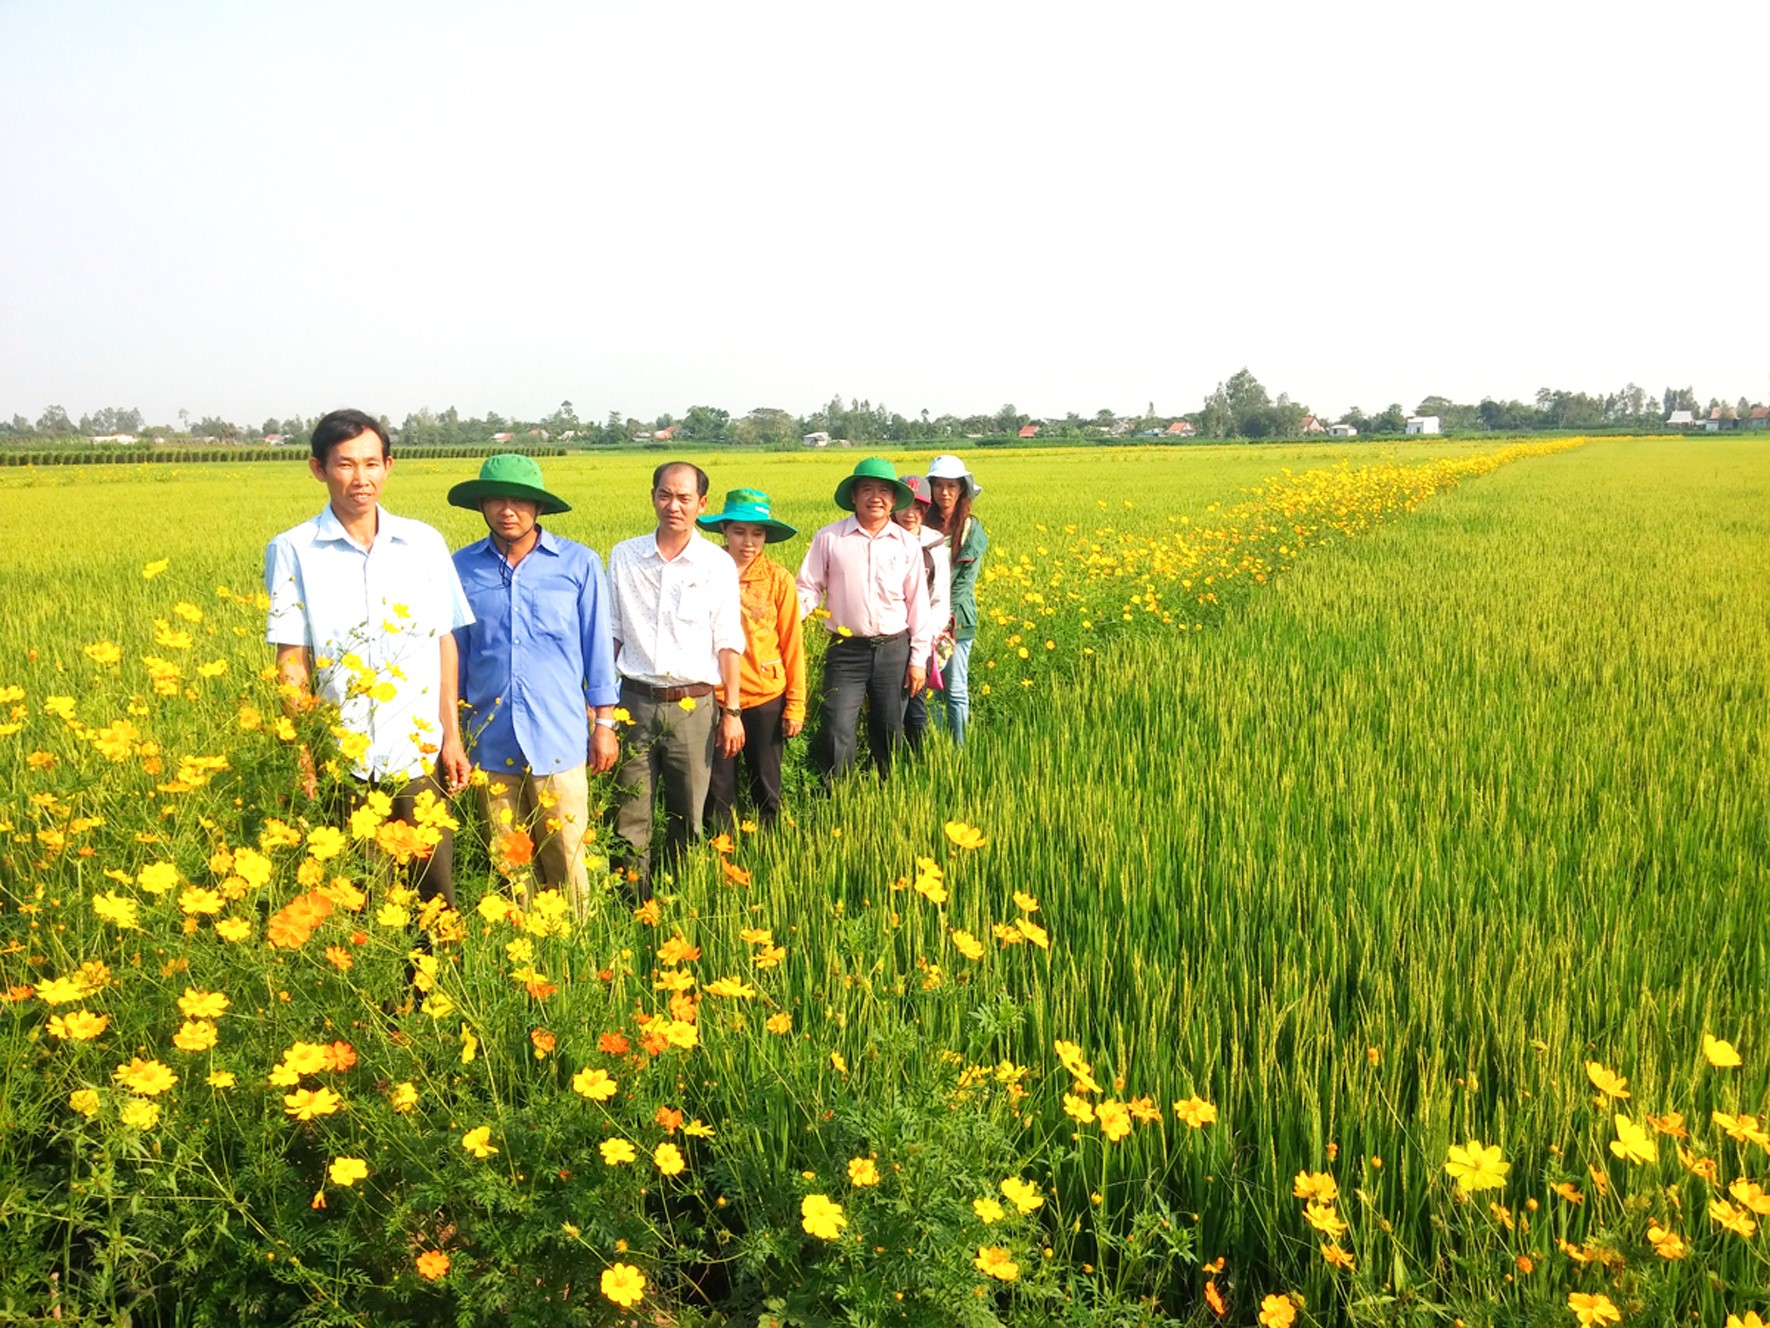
left=606, top=461, right=746, bottom=896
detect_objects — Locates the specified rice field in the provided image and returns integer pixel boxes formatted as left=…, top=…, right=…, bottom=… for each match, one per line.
left=1, top=437, right=1765, bottom=1328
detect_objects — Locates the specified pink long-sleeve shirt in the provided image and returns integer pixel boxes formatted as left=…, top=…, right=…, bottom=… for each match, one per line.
left=795, top=515, right=932, bottom=668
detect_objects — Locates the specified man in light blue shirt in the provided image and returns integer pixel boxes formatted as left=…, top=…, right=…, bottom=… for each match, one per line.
left=449, top=455, right=619, bottom=912
left=265, top=408, right=474, bottom=905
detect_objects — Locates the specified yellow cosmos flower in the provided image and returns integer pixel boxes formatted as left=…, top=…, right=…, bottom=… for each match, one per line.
left=120, top=1098, right=162, bottom=1129
left=600, top=1262, right=646, bottom=1309
left=207, top=1070, right=237, bottom=1089
left=415, top=1250, right=450, bottom=1281
left=177, top=988, right=229, bottom=1019
left=48, top=1010, right=109, bottom=1041
left=461, top=1126, right=498, bottom=1159
left=214, top=917, right=252, bottom=942
left=1258, top=1294, right=1297, bottom=1328
left=1567, top=1292, right=1622, bottom=1326
left=573, top=1067, right=618, bottom=1102
left=328, top=1157, right=369, bottom=1187
left=306, top=826, right=347, bottom=861
left=113, top=1057, right=177, bottom=1096
left=765, top=1012, right=793, bottom=1035
left=69, top=1088, right=101, bottom=1118
left=1303, top=1202, right=1348, bottom=1237
left=141, top=558, right=169, bottom=579
left=973, top=1197, right=1006, bottom=1224
left=1442, top=1139, right=1509, bottom=1193
left=1095, top=1099, right=1132, bottom=1142
left=1726, top=1314, right=1767, bottom=1328
left=848, top=1157, right=880, bottom=1188
left=600, top=1139, right=637, bottom=1165
left=1704, top=1034, right=1743, bottom=1068
left=704, top=977, right=757, bottom=999
left=1585, top=1061, right=1629, bottom=1099
left=1730, top=1178, right=1770, bottom=1216
left=1063, top=1093, right=1095, bottom=1124
left=950, top=929, right=985, bottom=961
left=136, top=862, right=181, bottom=894
left=974, top=1245, right=1019, bottom=1281
left=1174, top=1095, right=1218, bottom=1128
left=1610, top=1114, right=1655, bottom=1165
left=654, top=1142, right=686, bottom=1176
left=1012, top=891, right=1039, bottom=913
left=178, top=887, right=224, bottom=916
left=34, top=976, right=92, bottom=1006
left=1646, top=1223, right=1687, bottom=1260
left=389, top=1082, right=418, bottom=1113
left=284, top=1087, right=343, bottom=1120
left=1321, top=1242, right=1355, bottom=1271
left=91, top=892, right=139, bottom=929
left=1709, top=1198, right=1758, bottom=1239
left=1000, top=1177, right=1043, bottom=1214
left=172, top=1020, right=219, bottom=1053
left=801, top=1193, right=846, bottom=1241
left=942, top=820, right=987, bottom=850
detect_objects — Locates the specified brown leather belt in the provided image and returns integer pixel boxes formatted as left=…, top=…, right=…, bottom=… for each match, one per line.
left=621, top=679, right=715, bottom=702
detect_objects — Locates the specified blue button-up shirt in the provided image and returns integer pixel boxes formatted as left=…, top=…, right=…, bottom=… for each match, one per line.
left=265, top=504, right=474, bottom=782
left=452, top=527, right=619, bottom=776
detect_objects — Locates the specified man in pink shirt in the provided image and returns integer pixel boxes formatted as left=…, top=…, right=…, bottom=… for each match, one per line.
left=796, top=456, right=932, bottom=783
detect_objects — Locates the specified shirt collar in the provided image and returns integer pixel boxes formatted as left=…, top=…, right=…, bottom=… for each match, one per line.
left=315, top=503, right=408, bottom=547
left=649, top=529, right=710, bottom=562
left=474, top=526, right=560, bottom=559
left=838, top=514, right=902, bottom=539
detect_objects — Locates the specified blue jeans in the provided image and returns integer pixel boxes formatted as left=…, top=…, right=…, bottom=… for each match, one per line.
left=941, top=637, right=974, bottom=746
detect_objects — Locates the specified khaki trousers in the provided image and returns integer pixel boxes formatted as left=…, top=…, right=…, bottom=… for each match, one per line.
left=475, top=764, right=593, bottom=915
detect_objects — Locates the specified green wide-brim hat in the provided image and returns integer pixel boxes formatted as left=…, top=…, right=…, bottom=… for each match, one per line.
left=447, top=453, right=571, bottom=515
left=834, top=456, right=914, bottom=513
left=696, top=488, right=798, bottom=543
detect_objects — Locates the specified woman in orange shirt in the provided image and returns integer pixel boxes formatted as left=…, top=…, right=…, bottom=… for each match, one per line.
left=698, top=489, right=807, bottom=828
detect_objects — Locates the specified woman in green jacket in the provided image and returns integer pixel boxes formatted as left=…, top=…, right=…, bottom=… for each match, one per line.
left=925, top=454, right=988, bottom=746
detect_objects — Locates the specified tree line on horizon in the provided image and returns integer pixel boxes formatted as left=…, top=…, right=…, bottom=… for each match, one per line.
left=1, top=375, right=1758, bottom=448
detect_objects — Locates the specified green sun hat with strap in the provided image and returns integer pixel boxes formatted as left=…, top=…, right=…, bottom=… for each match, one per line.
left=834, top=456, right=914, bottom=513
left=447, top=453, right=572, bottom=515
left=696, top=488, right=798, bottom=543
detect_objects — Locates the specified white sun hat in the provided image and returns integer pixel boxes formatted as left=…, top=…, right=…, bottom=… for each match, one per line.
left=926, top=454, right=982, bottom=499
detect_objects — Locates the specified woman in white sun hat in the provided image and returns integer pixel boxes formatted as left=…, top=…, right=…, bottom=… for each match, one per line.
left=924, top=454, right=987, bottom=746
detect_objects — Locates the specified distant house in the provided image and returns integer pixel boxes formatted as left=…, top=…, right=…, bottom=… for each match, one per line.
left=1704, top=407, right=1739, bottom=432
left=261, top=433, right=288, bottom=446
left=1405, top=415, right=1441, bottom=435
left=652, top=425, right=678, bottom=441
left=1108, top=420, right=1134, bottom=437
left=1165, top=420, right=1196, bottom=437
left=802, top=431, right=831, bottom=448
left=1299, top=415, right=1325, bottom=435
left=1665, top=409, right=1697, bottom=428
left=90, top=433, right=139, bottom=444
left=1326, top=422, right=1359, bottom=438
left=1747, top=406, right=1769, bottom=430
left=527, top=428, right=551, bottom=441
left=491, top=432, right=515, bottom=443
left=1017, top=424, right=1040, bottom=439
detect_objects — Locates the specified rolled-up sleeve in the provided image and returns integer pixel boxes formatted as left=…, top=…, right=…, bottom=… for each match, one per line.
left=263, top=537, right=308, bottom=647
left=710, top=555, right=747, bottom=657
left=580, top=552, right=620, bottom=707
left=795, top=532, right=826, bottom=620
left=904, top=534, right=932, bottom=668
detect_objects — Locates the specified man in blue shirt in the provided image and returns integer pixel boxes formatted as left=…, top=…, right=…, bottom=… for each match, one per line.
left=450, top=454, right=619, bottom=913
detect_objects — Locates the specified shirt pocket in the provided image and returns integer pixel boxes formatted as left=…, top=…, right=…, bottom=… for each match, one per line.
left=869, top=544, right=911, bottom=602
left=666, top=574, right=712, bottom=630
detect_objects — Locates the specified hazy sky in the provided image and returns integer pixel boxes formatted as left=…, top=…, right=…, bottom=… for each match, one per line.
left=3, top=0, right=1766, bottom=427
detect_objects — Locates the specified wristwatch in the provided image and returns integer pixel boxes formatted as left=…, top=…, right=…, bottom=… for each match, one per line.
left=593, top=718, right=618, bottom=730
left=721, top=705, right=742, bottom=718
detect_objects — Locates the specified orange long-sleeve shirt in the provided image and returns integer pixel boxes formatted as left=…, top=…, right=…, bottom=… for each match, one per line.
left=716, top=554, right=808, bottom=723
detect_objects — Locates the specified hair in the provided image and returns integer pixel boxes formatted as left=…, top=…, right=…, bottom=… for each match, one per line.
left=652, top=460, right=709, bottom=497
left=310, top=408, right=390, bottom=463
left=930, top=486, right=974, bottom=558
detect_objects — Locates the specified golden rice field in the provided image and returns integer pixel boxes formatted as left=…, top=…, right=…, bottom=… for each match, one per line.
left=0, top=437, right=1766, bottom=1328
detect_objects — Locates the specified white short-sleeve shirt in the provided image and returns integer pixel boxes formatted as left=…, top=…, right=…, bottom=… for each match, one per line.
left=264, top=504, right=473, bottom=781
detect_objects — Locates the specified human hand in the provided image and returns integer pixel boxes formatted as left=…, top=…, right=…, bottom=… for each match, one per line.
left=905, top=666, right=926, bottom=697
left=719, top=713, right=745, bottom=759
left=295, top=744, right=318, bottom=800
left=590, top=725, right=620, bottom=775
left=438, top=738, right=471, bottom=794
left=782, top=715, right=803, bottom=739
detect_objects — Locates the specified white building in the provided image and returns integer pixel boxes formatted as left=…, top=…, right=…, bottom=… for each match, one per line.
left=1665, top=409, right=1696, bottom=428
left=1326, top=422, right=1359, bottom=438
left=1404, top=416, right=1441, bottom=435
left=801, top=431, right=831, bottom=447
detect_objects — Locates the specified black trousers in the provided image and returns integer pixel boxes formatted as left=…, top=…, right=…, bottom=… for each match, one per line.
left=346, top=771, right=456, bottom=907
left=705, top=694, right=787, bottom=828
left=814, top=631, right=911, bottom=783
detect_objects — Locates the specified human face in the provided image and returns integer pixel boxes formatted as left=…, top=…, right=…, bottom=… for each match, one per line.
left=928, top=477, right=964, bottom=521
left=310, top=429, right=390, bottom=521
left=480, top=496, right=540, bottom=550
left=851, top=477, right=897, bottom=530
left=652, top=465, right=707, bottom=535
left=893, top=502, right=926, bottom=534
left=721, top=522, right=769, bottom=569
